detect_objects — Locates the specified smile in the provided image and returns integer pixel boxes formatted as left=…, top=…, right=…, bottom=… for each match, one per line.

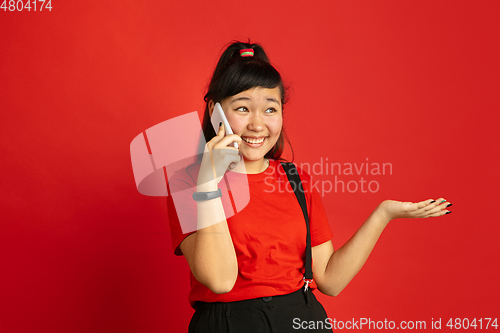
left=242, top=137, right=266, bottom=144
left=241, top=136, right=268, bottom=147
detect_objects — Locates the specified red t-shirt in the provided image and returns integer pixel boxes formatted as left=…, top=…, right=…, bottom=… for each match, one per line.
left=167, top=159, right=333, bottom=307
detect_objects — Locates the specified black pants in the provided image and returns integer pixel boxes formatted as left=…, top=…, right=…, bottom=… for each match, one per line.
left=188, top=289, right=333, bottom=333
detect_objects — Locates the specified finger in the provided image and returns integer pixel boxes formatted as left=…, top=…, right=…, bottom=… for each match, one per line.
left=228, top=151, right=243, bottom=170
left=415, top=199, right=431, bottom=210
left=430, top=200, right=452, bottom=214
left=425, top=209, right=452, bottom=218
left=214, top=134, right=242, bottom=150
left=207, top=123, right=226, bottom=148
left=419, top=199, right=452, bottom=217
left=417, top=199, right=436, bottom=209
left=228, top=160, right=239, bottom=170
left=212, top=149, right=240, bottom=178
left=411, top=198, right=440, bottom=216
left=403, top=199, right=434, bottom=217
left=419, top=197, right=445, bottom=213
left=220, top=148, right=239, bottom=157
left=223, top=151, right=241, bottom=167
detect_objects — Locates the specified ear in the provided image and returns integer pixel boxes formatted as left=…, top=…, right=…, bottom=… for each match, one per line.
left=208, top=100, right=215, bottom=117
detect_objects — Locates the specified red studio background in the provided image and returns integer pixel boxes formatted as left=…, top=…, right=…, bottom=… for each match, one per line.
left=1, top=1, right=499, bottom=332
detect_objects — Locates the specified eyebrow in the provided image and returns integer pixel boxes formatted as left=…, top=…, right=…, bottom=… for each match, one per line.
left=230, top=97, right=281, bottom=105
left=266, top=98, right=280, bottom=105
left=230, top=97, right=251, bottom=103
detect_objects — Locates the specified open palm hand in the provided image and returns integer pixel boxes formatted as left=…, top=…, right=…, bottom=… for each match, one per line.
left=378, top=198, right=452, bottom=221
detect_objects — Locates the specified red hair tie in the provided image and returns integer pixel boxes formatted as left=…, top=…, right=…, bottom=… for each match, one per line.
left=239, top=49, right=254, bottom=57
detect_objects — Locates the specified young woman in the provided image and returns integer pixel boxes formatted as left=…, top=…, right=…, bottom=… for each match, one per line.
left=167, top=41, right=452, bottom=332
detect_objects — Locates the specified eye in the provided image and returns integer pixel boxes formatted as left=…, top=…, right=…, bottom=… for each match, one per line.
left=265, top=108, right=277, bottom=113
left=236, top=106, right=248, bottom=112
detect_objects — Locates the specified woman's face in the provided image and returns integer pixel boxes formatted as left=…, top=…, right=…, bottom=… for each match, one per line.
left=217, top=87, right=283, bottom=167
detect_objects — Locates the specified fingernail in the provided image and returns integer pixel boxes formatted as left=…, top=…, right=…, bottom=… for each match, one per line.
left=219, top=122, right=222, bottom=127
left=430, top=200, right=436, bottom=203
left=440, top=200, right=446, bottom=203
left=445, top=211, right=452, bottom=215
left=446, top=203, right=453, bottom=208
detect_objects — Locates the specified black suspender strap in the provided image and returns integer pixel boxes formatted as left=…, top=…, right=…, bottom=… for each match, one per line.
left=280, top=162, right=313, bottom=303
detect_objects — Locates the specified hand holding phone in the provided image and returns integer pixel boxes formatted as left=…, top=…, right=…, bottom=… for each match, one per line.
left=210, top=102, right=238, bottom=149
left=197, top=103, right=241, bottom=185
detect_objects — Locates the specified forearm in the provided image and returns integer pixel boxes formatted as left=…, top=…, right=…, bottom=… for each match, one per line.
left=321, top=205, right=390, bottom=296
left=192, top=181, right=238, bottom=293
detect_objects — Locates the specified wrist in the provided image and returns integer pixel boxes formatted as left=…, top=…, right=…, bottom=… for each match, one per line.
left=193, top=188, right=222, bottom=201
left=197, top=180, right=218, bottom=193
left=375, top=201, right=393, bottom=227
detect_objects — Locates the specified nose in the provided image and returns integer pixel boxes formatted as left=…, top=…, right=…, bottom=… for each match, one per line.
left=247, top=112, right=265, bottom=132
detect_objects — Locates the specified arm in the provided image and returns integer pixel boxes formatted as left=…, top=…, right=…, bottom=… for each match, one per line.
left=312, top=198, right=452, bottom=296
left=179, top=124, right=242, bottom=294
left=180, top=196, right=237, bottom=294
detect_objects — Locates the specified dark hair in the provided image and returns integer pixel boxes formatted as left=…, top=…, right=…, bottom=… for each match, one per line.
left=200, top=41, right=293, bottom=161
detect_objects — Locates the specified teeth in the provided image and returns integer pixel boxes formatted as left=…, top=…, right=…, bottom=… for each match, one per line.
left=243, top=137, right=265, bottom=144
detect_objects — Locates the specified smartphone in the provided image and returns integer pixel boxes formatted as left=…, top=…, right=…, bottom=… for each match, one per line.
left=210, top=102, right=238, bottom=149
